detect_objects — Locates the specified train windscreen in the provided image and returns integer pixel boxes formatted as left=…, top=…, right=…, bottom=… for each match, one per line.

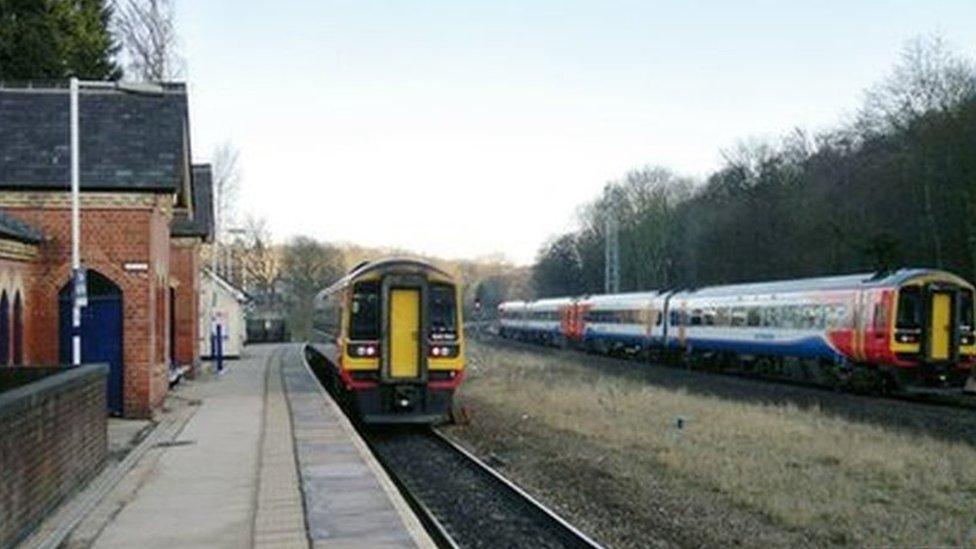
left=960, top=290, right=974, bottom=331
left=429, top=283, right=457, bottom=341
left=896, top=286, right=922, bottom=330
left=350, top=281, right=380, bottom=340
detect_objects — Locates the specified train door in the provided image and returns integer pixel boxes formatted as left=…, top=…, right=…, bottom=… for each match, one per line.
left=389, top=288, right=421, bottom=378
left=927, top=290, right=953, bottom=361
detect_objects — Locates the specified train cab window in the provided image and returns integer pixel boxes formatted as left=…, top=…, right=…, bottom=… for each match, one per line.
left=350, top=282, right=380, bottom=340
left=896, top=287, right=922, bottom=330
left=960, top=290, right=974, bottom=331
left=429, top=284, right=458, bottom=340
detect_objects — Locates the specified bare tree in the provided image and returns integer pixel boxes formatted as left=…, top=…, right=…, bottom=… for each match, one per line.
left=860, top=35, right=976, bottom=269
left=212, top=141, right=241, bottom=242
left=281, top=237, right=346, bottom=340
left=238, top=215, right=282, bottom=312
left=114, top=0, right=184, bottom=81
left=861, top=34, right=976, bottom=133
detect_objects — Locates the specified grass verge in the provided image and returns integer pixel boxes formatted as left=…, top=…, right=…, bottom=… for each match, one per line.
left=446, top=340, right=976, bottom=547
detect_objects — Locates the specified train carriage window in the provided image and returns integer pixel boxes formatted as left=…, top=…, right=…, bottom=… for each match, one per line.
left=773, top=306, right=784, bottom=329
left=747, top=307, right=761, bottom=327
left=731, top=308, right=746, bottom=327
left=704, top=309, right=716, bottom=326
left=716, top=307, right=730, bottom=327
left=430, top=284, right=458, bottom=340
left=829, top=304, right=849, bottom=329
left=670, top=309, right=681, bottom=326
left=655, top=309, right=663, bottom=326
left=896, top=287, right=922, bottom=330
left=803, top=306, right=817, bottom=329
left=350, top=282, right=381, bottom=340
left=873, top=302, right=888, bottom=331
left=690, top=309, right=702, bottom=326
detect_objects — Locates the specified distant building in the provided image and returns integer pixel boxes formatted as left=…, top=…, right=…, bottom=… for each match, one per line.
left=200, top=268, right=248, bottom=359
left=0, top=82, right=211, bottom=417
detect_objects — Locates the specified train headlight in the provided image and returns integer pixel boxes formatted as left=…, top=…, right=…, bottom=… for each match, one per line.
left=429, top=345, right=457, bottom=358
left=348, top=343, right=380, bottom=358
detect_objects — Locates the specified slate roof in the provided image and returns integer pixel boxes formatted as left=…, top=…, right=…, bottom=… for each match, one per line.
left=0, top=211, right=43, bottom=244
left=0, top=82, right=190, bottom=193
left=172, top=164, right=214, bottom=240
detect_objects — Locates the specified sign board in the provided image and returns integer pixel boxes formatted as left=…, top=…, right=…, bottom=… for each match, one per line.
left=124, top=262, right=149, bottom=272
left=73, top=268, right=88, bottom=308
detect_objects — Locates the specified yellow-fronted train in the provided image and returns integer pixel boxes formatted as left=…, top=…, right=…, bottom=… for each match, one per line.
left=308, top=258, right=465, bottom=424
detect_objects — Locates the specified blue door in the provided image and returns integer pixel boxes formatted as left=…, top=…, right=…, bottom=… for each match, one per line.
left=59, top=271, right=124, bottom=415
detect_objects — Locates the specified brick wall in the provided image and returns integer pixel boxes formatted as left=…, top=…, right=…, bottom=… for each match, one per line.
left=2, top=193, right=172, bottom=418
left=0, top=257, right=34, bottom=365
left=170, top=239, right=200, bottom=374
left=0, top=364, right=108, bottom=548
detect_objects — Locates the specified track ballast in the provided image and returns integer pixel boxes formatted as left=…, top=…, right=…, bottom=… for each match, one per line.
left=366, top=427, right=602, bottom=549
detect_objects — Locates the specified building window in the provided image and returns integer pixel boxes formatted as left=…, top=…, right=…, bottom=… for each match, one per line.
left=13, top=291, right=22, bottom=365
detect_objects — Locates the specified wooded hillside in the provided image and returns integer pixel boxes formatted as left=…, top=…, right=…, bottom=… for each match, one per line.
left=533, top=36, right=976, bottom=297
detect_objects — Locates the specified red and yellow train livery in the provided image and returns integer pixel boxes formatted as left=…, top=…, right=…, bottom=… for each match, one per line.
left=310, top=258, right=465, bottom=423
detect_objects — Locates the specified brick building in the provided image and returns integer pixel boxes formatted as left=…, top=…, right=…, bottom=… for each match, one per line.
left=0, top=83, right=212, bottom=418
left=171, top=164, right=213, bottom=376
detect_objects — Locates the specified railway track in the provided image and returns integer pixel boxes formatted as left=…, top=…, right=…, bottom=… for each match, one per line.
left=365, top=427, right=603, bottom=549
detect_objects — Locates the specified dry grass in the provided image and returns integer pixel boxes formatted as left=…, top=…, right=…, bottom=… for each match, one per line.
left=456, top=340, right=976, bottom=546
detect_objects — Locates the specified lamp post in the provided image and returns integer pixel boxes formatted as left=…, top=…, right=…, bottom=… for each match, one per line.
left=69, top=78, right=81, bottom=367
left=69, top=78, right=164, bottom=367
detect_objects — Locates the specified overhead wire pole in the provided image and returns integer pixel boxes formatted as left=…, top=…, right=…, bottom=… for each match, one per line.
left=604, top=184, right=620, bottom=294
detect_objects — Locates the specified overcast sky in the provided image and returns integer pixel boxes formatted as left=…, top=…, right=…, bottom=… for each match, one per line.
left=177, top=0, right=976, bottom=265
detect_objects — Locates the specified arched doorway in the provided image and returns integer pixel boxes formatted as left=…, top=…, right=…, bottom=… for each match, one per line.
left=13, top=291, right=22, bottom=365
left=59, top=271, right=124, bottom=415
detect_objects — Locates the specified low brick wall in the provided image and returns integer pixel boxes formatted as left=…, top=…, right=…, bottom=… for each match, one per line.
left=0, top=364, right=108, bottom=548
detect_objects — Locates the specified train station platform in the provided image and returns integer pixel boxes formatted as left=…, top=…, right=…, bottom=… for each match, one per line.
left=42, top=344, right=431, bottom=549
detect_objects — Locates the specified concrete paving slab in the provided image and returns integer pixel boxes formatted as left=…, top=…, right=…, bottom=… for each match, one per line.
left=81, top=344, right=307, bottom=549
left=282, top=346, right=434, bottom=549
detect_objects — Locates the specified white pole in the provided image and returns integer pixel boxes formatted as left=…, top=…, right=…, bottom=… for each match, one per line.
left=70, top=77, right=81, bottom=367
left=211, top=175, right=219, bottom=357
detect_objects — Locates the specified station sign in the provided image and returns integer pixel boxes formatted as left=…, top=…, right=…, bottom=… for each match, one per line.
left=73, top=268, right=88, bottom=308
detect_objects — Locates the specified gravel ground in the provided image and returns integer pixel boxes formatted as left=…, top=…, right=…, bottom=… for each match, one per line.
left=441, top=337, right=976, bottom=548
left=443, top=399, right=805, bottom=548
left=367, top=428, right=596, bottom=549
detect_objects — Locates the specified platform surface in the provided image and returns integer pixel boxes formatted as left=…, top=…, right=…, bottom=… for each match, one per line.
left=58, top=344, right=430, bottom=549
left=282, top=345, right=433, bottom=548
